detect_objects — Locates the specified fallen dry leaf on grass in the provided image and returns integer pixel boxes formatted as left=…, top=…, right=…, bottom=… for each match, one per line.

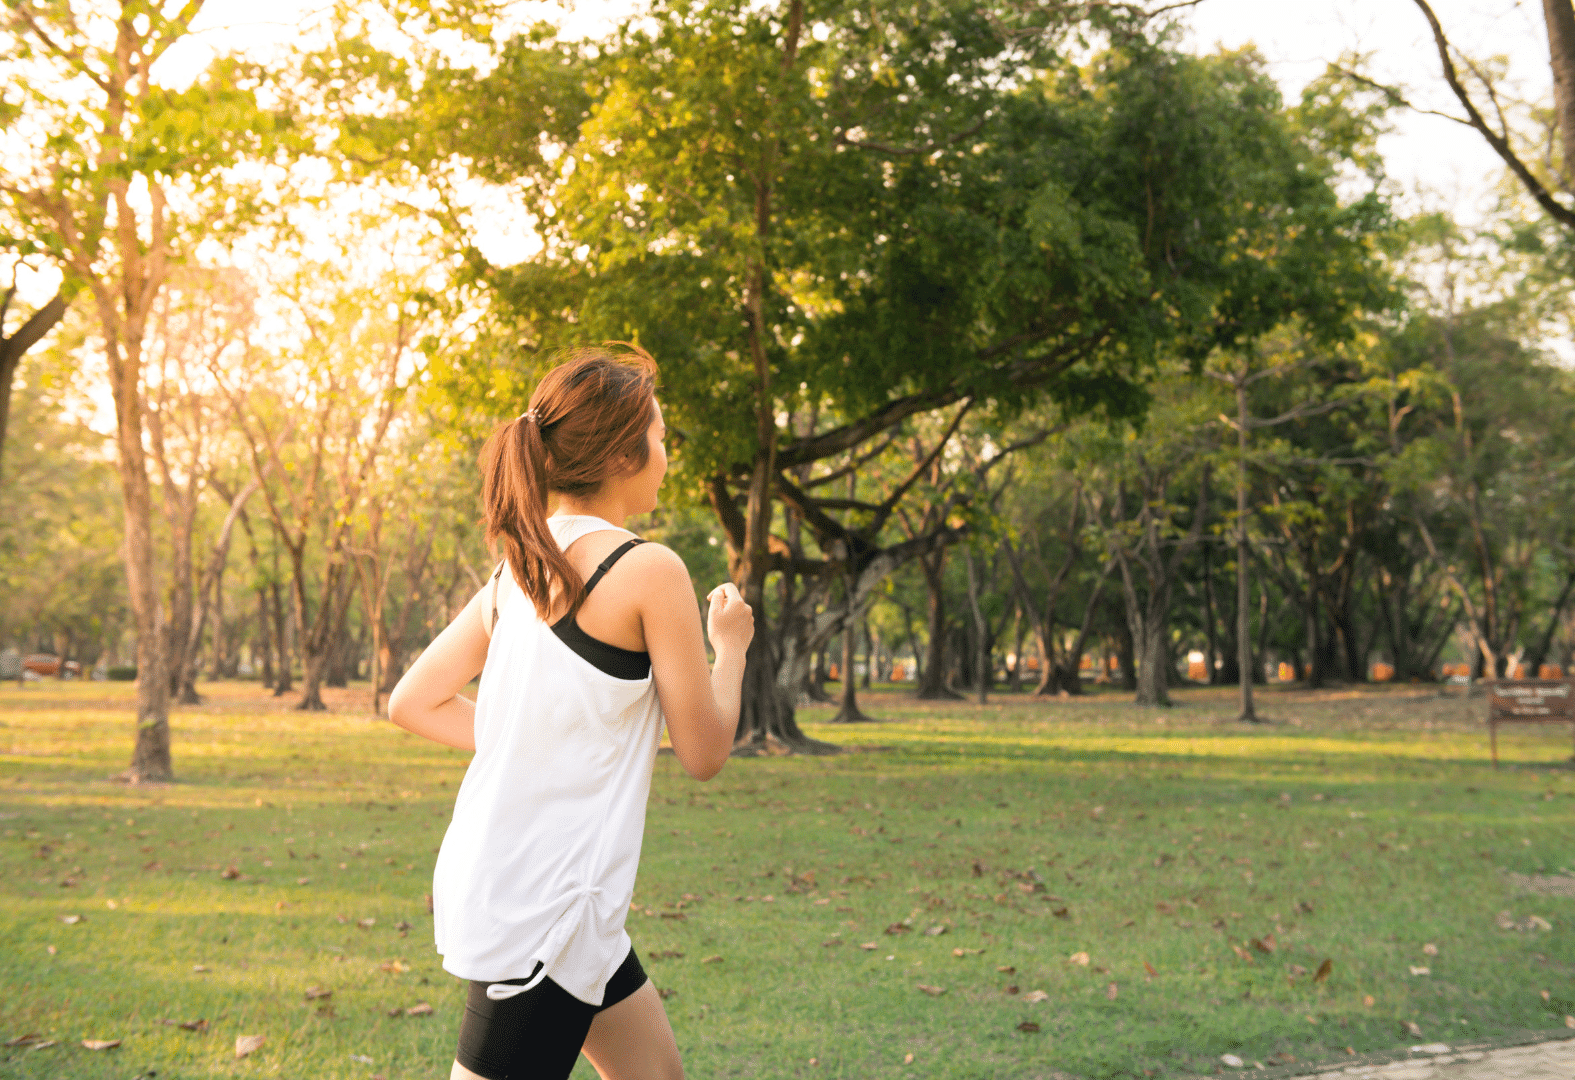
left=1403, top=1021, right=1423, bottom=1037
left=1155, top=901, right=1175, bottom=915
left=358, top=918, right=376, bottom=929
left=649, top=950, right=684, bottom=960
left=1068, top=951, right=1089, bottom=966
left=1409, top=966, right=1431, bottom=976
left=178, top=1019, right=208, bottom=1032
left=1422, top=943, right=1438, bottom=956
left=82, top=1039, right=121, bottom=1051
left=1017, top=1021, right=1040, bottom=1033
left=701, top=954, right=723, bottom=964
left=5, top=1034, right=46, bottom=1048
left=904, top=1052, right=914, bottom=1064
left=916, top=984, right=946, bottom=996
left=859, top=942, right=877, bottom=950
left=192, top=964, right=210, bottom=973
left=952, top=947, right=984, bottom=957
left=1051, top=906, right=1070, bottom=918
left=1313, top=958, right=1332, bottom=983
left=379, top=960, right=410, bottom=974
left=1003, top=985, right=1020, bottom=994
left=1565, top=1015, right=1575, bottom=1029
left=923, top=925, right=947, bottom=937
left=405, top=1002, right=433, bottom=1017
left=1253, top=934, right=1276, bottom=953
left=235, top=1034, right=265, bottom=1058
left=1363, top=995, right=1375, bottom=1007
left=1221, top=1053, right=1244, bottom=1068
left=656, top=988, right=677, bottom=1000
left=1143, top=961, right=1158, bottom=978
left=58, top=914, right=82, bottom=925
left=220, top=866, right=240, bottom=880
left=1230, top=943, right=1254, bottom=963
left=1023, top=990, right=1049, bottom=1003
left=1105, top=982, right=1118, bottom=1000
left=304, top=987, right=332, bottom=1001
left=997, top=965, right=1015, bottom=974
left=884, top=923, right=911, bottom=935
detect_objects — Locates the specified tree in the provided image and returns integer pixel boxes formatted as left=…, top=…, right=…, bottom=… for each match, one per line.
left=1001, top=450, right=1115, bottom=697
left=387, top=9, right=1402, bottom=746
left=0, top=329, right=128, bottom=664
left=1079, top=377, right=1214, bottom=707
left=142, top=266, right=257, bottom=703
left=217, top=270, right=417, bottom=710
left=2, top=1, right=287, bottom=779
left=0, top=265, right=67, bottom=485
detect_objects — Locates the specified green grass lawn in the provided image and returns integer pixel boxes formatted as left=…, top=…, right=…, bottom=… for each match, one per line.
left=2, top=678, right=1573, bottom=1080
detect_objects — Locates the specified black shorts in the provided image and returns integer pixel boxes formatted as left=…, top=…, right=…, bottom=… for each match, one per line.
left=455, top=947, right=648, bottom=1080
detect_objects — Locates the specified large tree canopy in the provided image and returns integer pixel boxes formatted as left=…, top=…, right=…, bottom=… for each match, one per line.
left=324, top=0, right=1395, bottom=747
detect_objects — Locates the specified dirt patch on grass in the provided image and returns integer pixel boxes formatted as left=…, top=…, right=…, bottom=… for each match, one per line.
left=1508, top=871, right=1575, bottom=898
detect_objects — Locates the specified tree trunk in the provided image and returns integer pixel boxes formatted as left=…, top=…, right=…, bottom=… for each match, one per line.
left=831, top=615, right=875, bottom=723
left=298, top=564, right=356, bottom=710
left=1115, top=611, right=1137, bottom=690
left=1524, top=568, right=1575, bottom=673
left=1203, top=541, right=1220, bottom=684
left=1303, top=538, right=1322, bottom=689
left=916, top=547, right=962, bottom=700
left=256, top=587, right=274, bottom=689
left=718, top=464, right=838, bottom=752
left=271, top=580, right=293, bottom=695
left=106, top=322, right=172, bottom=781
left=1008, top=609, right=1025, bottom=693
left=964, top=546, right=989, bottom=705
left=1135, top=614, right=1170, bottom=706
left=1053, top=563, right=1112, bottom=695
left=1546, top=0, right=1575, bottom=189
left=1235, top=382, right=1260, bottom=721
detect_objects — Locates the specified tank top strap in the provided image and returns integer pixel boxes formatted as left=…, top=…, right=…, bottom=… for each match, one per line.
left=582, top=538, right=645, bottom=597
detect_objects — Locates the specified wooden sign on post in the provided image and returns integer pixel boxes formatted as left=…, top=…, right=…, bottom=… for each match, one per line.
left=1486, top=680, right=1575, bottom=767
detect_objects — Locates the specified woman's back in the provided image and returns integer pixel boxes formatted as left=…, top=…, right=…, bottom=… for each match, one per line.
left=434, top=515, right=664, bottom=1004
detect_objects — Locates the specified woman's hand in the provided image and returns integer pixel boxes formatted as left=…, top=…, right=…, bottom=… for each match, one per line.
left=705, top=583, right=754, bottom=655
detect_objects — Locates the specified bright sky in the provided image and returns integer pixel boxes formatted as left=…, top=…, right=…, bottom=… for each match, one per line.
left=1177, top=0, right=1551, bottom=223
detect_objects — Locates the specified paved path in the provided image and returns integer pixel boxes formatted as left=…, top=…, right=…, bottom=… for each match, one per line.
left=1302, top=1037, right=1575, bottom=1080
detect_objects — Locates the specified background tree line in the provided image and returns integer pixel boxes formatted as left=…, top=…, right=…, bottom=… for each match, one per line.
left=5, top=0, right=1575, bottom=776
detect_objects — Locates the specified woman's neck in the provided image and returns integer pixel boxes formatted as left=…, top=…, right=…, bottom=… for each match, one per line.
left=553, top=494, right=628, bottom=529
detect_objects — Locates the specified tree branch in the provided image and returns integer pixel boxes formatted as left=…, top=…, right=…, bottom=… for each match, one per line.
left=1412, top=0, right=1575, bottom=230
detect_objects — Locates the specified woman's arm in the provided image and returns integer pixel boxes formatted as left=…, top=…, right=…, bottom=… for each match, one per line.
left=387, top=587, right=491, bottom=751
left=636, top=545, right=753, bottom=781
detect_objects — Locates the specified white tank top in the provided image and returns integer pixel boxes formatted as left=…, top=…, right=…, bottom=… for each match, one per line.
left=432, top=515, right=665, bottom=1004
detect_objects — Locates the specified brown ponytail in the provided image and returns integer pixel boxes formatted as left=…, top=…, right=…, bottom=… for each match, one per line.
left=479, top=343, right=659, bottom=621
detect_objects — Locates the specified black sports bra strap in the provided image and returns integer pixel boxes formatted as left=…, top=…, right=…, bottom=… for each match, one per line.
left=582, top=538, right=645, bottom=596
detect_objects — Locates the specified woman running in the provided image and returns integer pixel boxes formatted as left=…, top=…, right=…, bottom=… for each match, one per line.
left=388, top=345, right=753, bottom=1080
